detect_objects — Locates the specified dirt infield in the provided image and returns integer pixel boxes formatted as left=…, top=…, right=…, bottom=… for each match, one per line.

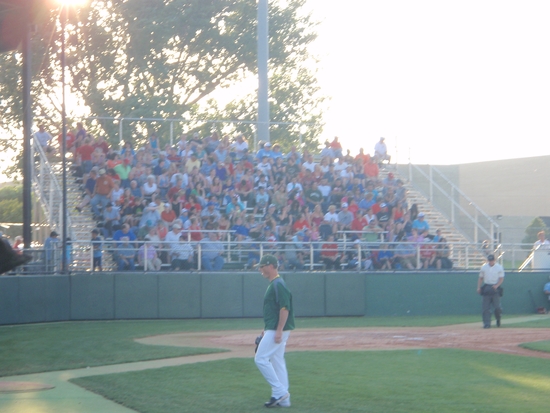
left=137, top=321, right=550, bottom=360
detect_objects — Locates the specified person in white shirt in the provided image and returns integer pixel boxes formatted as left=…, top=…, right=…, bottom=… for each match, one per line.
left=477, top=254, right=504, bottom=329
left=34, top=125, right=54, bottom=153
left=374, top=137, right=391, bottom=163
left=534, top=231, right=550, bottom=250
left=302, top=154, right=316, bottom=173
left=324, top=205, right=339, bottom=224
left=286, top=177, right=303, bottom=195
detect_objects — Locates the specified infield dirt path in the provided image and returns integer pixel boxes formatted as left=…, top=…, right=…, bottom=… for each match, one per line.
left=137, top=316, right=550, bottom=361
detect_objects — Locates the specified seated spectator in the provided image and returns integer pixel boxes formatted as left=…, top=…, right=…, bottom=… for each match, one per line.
left=412, top=212, right=429, bottom=233
left=200, top=232, right=225, bottom=271
left=374, top=137, right=391, bottom=163
left=141, top=175, right=159, bottom=200
left=76, top=169, right=97, bottom=213
left=113, top=223, right=137, bottom=246
left=377, top=243, right=394, bottom=270
left=321, top=234, right=343, bottom=270
left=434, top=237, right=453, bottom=270
left=102, top=202, right=121, bottom=238
left=393, top=241, right=416, bottom=270
left=281, top=233, right=305, bottom=270
left=171, top=235, right=194, bottom=270
left=337, top=202, right=353, bottom=231
left=544, top=276, right=550, bottom=305
left=419, top=240, right=437, bottom=269
left=117, top=237, right=136, bottom=271
left=138, top=242, right=162, bottom=271
left=161, top=203, right=177, bottom=226
left=139, top=202, right=161, bottom=229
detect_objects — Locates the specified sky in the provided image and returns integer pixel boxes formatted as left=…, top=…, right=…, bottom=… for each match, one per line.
left=307, top=0, right=550, bottom=165
left=3, top=0, right=549, bottom=184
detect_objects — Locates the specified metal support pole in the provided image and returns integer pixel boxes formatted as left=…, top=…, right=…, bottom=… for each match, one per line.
left=22, top=23, right=32, bottom=248
left=257, top=0, right=270, bottom=144
left=119, top=118, right=124, bottom=148
left=170, top=121, right=174, bottom=147
left=429, top=165, right=433, bottom=202
left=61, top=6, right=68, bottom=273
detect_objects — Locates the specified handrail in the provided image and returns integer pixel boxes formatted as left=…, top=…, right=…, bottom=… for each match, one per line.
left=31, top=137, right=74, bottom=240
left=405, top=163, right=499, bottom=245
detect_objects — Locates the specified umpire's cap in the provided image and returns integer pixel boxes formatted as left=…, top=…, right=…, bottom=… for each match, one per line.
left=259, top=254, right=278, bottom=268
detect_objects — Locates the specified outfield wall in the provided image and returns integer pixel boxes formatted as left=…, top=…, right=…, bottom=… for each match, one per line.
left=0, top=272, right=548, bottom=325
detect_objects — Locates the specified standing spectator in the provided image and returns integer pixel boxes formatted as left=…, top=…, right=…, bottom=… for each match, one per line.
left=374, top=137, right=391, bottom=164
left=34, top=124, right=54, bottom=153
left=477, top=254, right=504, bottom=329
left=91, top=168, right=115, bottom=218
left=44, top=231, right=60, bottom=272
left=76, top=169, right=97, bottom=212
left=75, top=137, right=95, bottom=175
left=91, top=229, right=103, bottom=271
left=200, top=232, right=225, bottom=271
left=534, top=231, right=550, bottom=249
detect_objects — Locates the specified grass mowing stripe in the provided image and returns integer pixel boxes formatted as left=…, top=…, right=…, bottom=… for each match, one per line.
left=71, top=349, right=550, bottom=413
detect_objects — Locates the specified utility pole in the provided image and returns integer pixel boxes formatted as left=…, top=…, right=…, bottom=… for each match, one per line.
left=257, top=0, right=270, bottom=145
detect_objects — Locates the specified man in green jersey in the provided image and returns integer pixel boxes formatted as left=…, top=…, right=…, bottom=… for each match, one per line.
left=255, top=254, right=295, bottom=408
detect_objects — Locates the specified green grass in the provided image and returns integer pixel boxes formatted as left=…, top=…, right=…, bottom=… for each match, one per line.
left=520, top=340, right=550, bottom=353
left=505, top=316, right=550, bottom=328
left=0, top=315, right=543, bottom=377
left=71, top=349, right=550, bottom=413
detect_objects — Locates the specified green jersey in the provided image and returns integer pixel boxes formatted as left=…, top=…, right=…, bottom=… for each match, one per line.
left=263, top=276, right=295, bottom=331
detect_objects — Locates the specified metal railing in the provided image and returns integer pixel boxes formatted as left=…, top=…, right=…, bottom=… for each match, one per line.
left=84, top=116, right=316, bottom=152
left=399, top=163, right=499, bottom=246
left=31, top=137, right=74, bottom=240
left=5, top=240, right=546, bottom=275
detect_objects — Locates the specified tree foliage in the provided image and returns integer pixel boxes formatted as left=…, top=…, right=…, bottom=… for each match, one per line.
left=0, top=185, right=23, bottom=222
left=0, top=0, right=324, bottom=178
left=522, top=217, right=547, bottom=248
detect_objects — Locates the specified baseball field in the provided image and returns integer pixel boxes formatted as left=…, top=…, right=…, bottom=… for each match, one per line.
left=1, top=315, right=550, bottom=413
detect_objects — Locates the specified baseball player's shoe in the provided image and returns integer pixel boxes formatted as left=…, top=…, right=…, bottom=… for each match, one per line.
left=496, top=319, right=501, bottom=327
left=264, top=393, right=289, bottom=408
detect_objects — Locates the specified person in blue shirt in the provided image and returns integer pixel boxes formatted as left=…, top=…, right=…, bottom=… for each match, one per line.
left=412, top=212, right=430, bottom=233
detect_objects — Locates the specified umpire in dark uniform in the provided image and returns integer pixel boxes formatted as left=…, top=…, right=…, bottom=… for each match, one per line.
left=477, top=254, right=505, bottom=329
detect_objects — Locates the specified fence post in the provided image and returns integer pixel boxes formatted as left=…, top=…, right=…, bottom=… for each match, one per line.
left=309, top=243, right=314, bottom=271
left=416, top=244, right=420, bottom=269
left=227, top=232, right=231, bottom=263
left=451, top=186, right=455, bottom=224
left=170, top=121, right=174, bottom=147
left=197, top=243, right=202, bottom=271
left=357, top=243, right=361, bottom=272
left=474, top=210, right=479, bottom=244
left=429, top=165, right=433, bottom=202
left=119, top=118, right=124, bottom=147
left=144, top=244, right=148, bottom=271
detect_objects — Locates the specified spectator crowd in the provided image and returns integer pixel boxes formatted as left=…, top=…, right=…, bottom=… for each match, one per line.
left=44, top=124, right=453, bottom=272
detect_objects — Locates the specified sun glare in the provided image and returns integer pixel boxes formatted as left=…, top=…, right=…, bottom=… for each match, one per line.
left=56, top=0, right=88, bottom=6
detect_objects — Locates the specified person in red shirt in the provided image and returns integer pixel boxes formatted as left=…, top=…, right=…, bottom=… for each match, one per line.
left=93, top=135, right=110, bottom=154
left=330, top=136, right=343, bottom=158
left=292, top=212, right=311, bottom=233
left=321, top=234, right=343, bottom=270
left=364, top=157, right=379, bottom=179
left=355, top=148, right=371, bottom=165
left=161, top=203, right=177, bottom=226
left=75, top=137, right=95, bottom=174
left=351, top=212, right=368, bottom=240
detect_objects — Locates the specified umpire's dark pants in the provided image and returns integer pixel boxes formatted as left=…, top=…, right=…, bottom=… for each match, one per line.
left=482, top=284, right=501, bottom=327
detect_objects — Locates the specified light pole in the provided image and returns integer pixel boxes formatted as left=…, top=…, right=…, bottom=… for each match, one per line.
left=57, top=0, right=87, bottom=272
left=60, top=3, right=68, bottom=273
left=257, top=0, right=270, bottom=144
